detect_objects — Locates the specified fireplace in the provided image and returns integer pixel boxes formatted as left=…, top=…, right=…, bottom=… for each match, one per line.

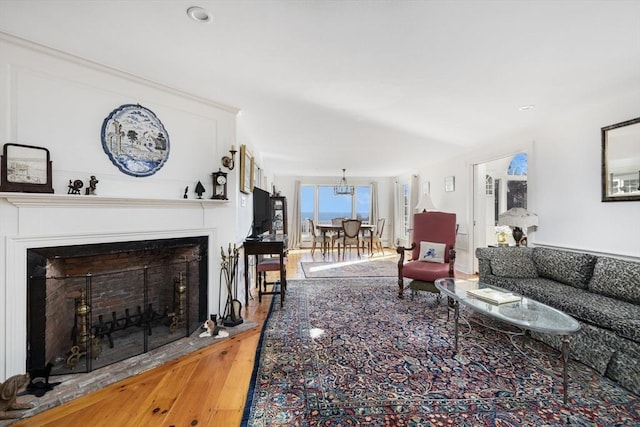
left=26, top=236, right=208, bottom=375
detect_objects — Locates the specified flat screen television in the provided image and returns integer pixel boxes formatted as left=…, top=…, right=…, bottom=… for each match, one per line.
left=251, top=187, right=272, bottom=238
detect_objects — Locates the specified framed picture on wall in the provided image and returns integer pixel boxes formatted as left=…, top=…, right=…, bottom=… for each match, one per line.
left=445, top=176, right=455, bottom=192
left=0, top=143, right=54, bottom=193
left=252, top=159, right=261, bottom=191
left=240, top=144, right=253, bottom=194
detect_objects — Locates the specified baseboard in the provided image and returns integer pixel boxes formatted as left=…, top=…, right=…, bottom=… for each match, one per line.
left=532, top=242, right=640, bottom=262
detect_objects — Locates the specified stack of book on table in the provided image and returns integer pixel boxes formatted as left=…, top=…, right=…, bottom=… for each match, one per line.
left=467, top=288, right=521, bottom=304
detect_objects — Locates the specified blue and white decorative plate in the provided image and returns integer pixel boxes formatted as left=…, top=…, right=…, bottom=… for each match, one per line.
left=101, top=104, right=170, bottom=177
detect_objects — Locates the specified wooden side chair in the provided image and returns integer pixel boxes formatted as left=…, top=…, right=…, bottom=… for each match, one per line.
left=330, top=217, right=345, bottom=252
left=368, top=218, right=385, bottom=255
left=256, top=254, right=287, bottom=303
left=339, top=219, right=362, bottom=258
left=309, top=219, right=329, bottom=256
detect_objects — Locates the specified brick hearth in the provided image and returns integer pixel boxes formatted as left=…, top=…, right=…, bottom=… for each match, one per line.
left=27, top=237, right=209, bottom=377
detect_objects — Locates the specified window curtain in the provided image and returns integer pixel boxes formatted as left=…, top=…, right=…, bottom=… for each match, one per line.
left=391, top=176, right=419, bottom=247
left=368, top=181, right=380, bottom=245
left=289, top=180, right=302, bottom=249
left=369, top=181, right=379, bottom=226
left=410, top=174, right=419, bottom=232
left=392, top=180, right=401, bottom=246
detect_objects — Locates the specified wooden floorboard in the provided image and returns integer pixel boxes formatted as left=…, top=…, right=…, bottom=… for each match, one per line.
left=13, top=248, right=472, bottom=427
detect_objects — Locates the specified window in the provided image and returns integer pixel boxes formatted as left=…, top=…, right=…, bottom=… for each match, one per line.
left=318, top=186, right=352, bottom=223
left=300, top=185, right=315, bottom=238
left=485, top=175, right=493, bottom=195
left=507, top=153, right=528, bottom=175
left=299, top=184, right=371, bottom=242
left=506, top=152, right=528, bottom=209
left=355, top=186, right=370, bottom=223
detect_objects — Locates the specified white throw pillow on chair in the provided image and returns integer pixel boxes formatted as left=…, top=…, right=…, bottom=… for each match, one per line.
left=418, top=241, right=446, bottom=263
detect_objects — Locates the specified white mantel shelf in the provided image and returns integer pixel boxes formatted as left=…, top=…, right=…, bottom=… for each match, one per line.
left=0, top=192, right=229, bottom=208
left=0, top=191, right=227, bottom=382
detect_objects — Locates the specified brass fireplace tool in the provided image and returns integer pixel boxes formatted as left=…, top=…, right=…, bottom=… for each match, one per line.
left=221, top=244, right=242, bottom=326
left=67, top=288, right=102, bottom=368
left=170, top=271, right=187, bottom=332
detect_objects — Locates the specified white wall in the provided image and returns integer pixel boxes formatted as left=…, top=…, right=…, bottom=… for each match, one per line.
left=0, top=34, right=241, bottom=380
left=416, top=89, right=640, bottom=273
left=0, top=34, right=239, bottom=199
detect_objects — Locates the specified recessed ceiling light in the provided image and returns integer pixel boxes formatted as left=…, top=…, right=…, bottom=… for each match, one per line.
left=518, top=104, right=535, bottom=111
left=187, top=6, right=212, bottom=23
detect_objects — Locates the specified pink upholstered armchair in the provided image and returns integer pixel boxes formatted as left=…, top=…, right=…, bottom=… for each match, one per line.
left=396, top=212, right=457, bottom=299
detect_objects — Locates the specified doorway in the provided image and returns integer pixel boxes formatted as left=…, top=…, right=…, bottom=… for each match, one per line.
left=472, top=152, right=528, bottom=272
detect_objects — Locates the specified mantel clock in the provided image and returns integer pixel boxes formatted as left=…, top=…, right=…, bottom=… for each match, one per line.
left=211, top=169, right=228, bottom=200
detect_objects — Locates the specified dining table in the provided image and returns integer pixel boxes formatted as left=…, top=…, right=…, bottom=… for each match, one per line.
left=315, top=223, right=376, bottom=257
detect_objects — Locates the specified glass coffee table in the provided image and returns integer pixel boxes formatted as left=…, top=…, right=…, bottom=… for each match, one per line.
left=434, top=277, right=581, bottom=403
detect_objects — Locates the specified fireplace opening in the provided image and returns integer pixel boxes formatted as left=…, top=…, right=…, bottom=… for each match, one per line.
left=26, top=236, right=208, bottom=376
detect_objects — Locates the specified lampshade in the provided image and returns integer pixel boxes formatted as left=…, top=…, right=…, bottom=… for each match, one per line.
left=415, top=193, right=436, bottom=212
left=498, top=207, right=539, bottom=229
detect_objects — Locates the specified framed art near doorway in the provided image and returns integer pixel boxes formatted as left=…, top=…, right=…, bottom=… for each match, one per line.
left=240, top=144, right=253, bottom=194
left=445, top=176, right=455, bottom=192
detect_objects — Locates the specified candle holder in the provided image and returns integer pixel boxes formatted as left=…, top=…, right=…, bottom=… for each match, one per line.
left=221, top=146, right=237, bottom=170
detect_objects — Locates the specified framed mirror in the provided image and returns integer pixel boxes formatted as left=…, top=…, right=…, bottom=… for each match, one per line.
left=0, top=143, right=54, bottom=193
left=601, top=117, right=640, bottom=202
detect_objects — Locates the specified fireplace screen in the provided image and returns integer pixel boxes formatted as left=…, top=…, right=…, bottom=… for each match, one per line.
left=27, top=237, right=208, bottom=376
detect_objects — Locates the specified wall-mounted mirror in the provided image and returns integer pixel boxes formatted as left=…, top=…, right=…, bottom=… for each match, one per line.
left=602, top=117, right=640, bottom=202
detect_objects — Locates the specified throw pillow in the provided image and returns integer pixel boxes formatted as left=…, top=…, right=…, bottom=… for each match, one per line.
left=419, top=241, right=446, bottom=263
left=490, top=247, right=538, bottom=278
left=532, top=247, right=596, bottom=289
left=588, top=257, right=640, bottom=304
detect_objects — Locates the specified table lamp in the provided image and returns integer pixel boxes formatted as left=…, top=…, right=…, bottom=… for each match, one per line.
left=498, top=207, right=538, bottom=246
left=415, top=193, right=436, bottom=212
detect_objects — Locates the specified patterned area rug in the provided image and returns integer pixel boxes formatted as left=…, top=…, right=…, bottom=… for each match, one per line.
left=242, top=278, right=640, bottom=426
left=301, top=259, right=397, bottom=278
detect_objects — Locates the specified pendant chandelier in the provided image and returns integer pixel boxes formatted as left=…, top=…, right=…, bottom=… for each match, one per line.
left=334, top=168, right=355, bottom=195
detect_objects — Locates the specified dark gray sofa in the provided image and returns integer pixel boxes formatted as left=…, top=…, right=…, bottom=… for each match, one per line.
left=476, top=246, right=640, bottom=395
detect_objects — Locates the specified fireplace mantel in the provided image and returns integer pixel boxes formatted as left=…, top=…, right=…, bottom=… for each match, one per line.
left=0, top=192, right=231, bottom=381
left=0, top=192, right=228, bottom=209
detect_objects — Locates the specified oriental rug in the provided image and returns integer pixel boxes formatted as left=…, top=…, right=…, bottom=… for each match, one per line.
left=242, top=278, right=640, bottom=426
left=301, top=259, right=397, bottom=278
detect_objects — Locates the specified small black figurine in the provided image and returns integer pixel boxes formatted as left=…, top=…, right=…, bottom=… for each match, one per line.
left=85, top=175, right=98, bottom=195
left=183, top=186, right=189, bottom=199
left=67, top=179, right=83, bottom=195
left=25, top=362, right=60, bottom=397
left=194, top=181, right=205, bottom=199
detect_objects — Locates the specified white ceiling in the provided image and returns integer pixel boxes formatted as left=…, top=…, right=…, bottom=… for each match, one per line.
left=1, top=0, right=639, bottom=178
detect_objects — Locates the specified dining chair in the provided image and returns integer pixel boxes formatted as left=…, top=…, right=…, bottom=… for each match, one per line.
left=339, top=219, right=362, bottom=258
left=369, top=218, right=385, bottom=255
left=330, top=217, right=345, bottom=252
left=309, top=219, right=329, bottom=256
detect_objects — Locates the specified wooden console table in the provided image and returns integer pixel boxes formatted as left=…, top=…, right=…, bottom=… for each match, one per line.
left=243, top=235, right=287, bottom=307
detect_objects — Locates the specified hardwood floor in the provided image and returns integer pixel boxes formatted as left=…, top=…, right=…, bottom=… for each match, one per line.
left=13, top=248, right=470, bottom=427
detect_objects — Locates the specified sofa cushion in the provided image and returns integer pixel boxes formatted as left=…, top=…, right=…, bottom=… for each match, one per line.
left=532, top=247, right=596, bottom=289
left=401, top=260, right=450, bottom=283
left=489, top=248, right=538, bottom=278
left=502, top=277, right=640, bottom=343
left=588, top=257, right=640, bottom=305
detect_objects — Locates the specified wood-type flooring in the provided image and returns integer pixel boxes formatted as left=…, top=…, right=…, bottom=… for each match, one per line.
left=14, top=247, right=471, bottom=426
